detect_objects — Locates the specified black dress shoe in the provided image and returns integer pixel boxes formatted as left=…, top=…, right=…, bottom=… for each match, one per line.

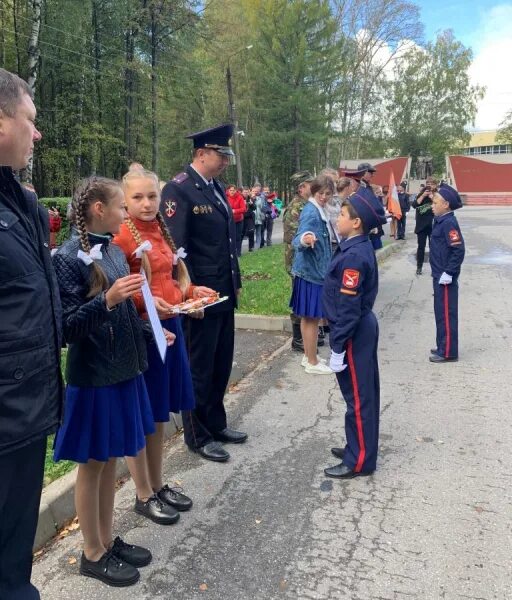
left=324, top=463, right=374, bottom=479
left=429, top=354, right=458, bottom=363
left=111, top=536, right=152, bottom=568
left=291, top=338, right=304, bottom=352
left=80, top=549, right=140, bottom=587
left=430, top=348, right=438, bottom=354
left=157, top=484, right=193, bottom=512
left=213, top=428, right=248, bottom=444
left=134, top=494, right=180, bottom=525
left=416, top=268, right=422, bottom=275
left=317, top=336, right=325, bottom=347
left=331, top=447, right=345, bottom=459
left=194, top=441, right=230, bottom=462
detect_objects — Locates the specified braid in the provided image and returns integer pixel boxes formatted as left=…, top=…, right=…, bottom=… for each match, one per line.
left=125, top=217, right=152, bottom=282
left=156, top=211, right=191, bottom=295
left=72, top=176, right=116, bottom=298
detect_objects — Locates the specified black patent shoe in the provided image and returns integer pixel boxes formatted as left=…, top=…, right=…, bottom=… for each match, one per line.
left=193, top=441, right=230, bottom=462
left=331, top=447, right=345, bottom=459
left=416, top=268, right=422, bottom=275
left=80, top=550, right=140, bottom=587
left=324, top=463, right=374, bottom=479
left=291, top=338, right=304, bottom=352
left=213, top=428, right=248, bottom=444
left=429, top=354, right=458, bottom=363
left=134, top=494, right=180, bottom=525
left=111, top=536, right=152, bottom=568
left=157, top=484, right=193, bottom=512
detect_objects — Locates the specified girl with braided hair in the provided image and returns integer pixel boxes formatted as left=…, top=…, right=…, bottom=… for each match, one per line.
left=52, top=176, right=176, bottom=587
left=114, top=168, right=215, bottom=522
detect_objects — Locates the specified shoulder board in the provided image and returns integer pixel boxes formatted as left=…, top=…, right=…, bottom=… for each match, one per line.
left=172, top=172, right=189, bottom=185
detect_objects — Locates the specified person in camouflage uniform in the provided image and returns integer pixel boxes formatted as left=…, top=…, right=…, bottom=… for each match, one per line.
left=283, top=171, right=314, bottom=351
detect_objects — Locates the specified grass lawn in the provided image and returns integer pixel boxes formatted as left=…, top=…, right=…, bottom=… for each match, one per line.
left=237, top=244, right=291, bottom=316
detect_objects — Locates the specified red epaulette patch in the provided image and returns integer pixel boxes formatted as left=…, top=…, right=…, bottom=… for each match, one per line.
left=448, top=229, right=460, bottom=243
left=342, top=269, right=360, bottom=289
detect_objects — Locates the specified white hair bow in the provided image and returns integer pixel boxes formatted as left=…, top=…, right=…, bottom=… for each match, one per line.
left=133, top=240, right=153, bottom=258
left=77, top=243, right=103, bottom=266
left=173, top=247, right=187, bottom=265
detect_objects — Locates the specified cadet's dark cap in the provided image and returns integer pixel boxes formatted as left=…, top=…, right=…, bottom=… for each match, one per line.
left=348, top=187, right=387, bottom=230
left=290, top=170, right=314, bottom=186
left=357, top=162, right=377, bottom=173
left=342, top=168, right=367, bottom=180
left=185, top=123, right=235, bottom=156
left=437, top=183, right=463, bottom=210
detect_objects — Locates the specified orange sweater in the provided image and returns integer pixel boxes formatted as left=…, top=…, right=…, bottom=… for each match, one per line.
left=113, top=217, right=194, bottom=317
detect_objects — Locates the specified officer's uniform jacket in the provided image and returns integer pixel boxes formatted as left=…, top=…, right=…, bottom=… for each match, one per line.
left=322, top=235, right=378, bottom=353
left=160, top=165, right=241, bottom=313
left=429, top=212, right=465, bottom=280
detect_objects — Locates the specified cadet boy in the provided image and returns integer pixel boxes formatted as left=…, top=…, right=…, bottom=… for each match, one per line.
left=429, top=183, right=465, bottom=363
left=322, top=188, right=387, bottom=479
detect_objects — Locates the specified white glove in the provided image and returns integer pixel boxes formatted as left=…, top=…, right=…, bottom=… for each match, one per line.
left=329, top=350, right=347, bottom=373
left=439, top=272, right=452, bottom=285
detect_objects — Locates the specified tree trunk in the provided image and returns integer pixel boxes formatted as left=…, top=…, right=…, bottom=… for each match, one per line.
left=92, top=0, right=103, bottom=175
left=12, top=0, right=21, bottom=74
left=150, top=6, right=158, bottom=172
left=124, top=27, right=135, bottom=162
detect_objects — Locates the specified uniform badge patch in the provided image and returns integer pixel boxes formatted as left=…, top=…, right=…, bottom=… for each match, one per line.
left=448, top=229, right=460, bottom=243
left=165, top=200, right=177, bottom=219
left=342, top=269, right=360, bottom=289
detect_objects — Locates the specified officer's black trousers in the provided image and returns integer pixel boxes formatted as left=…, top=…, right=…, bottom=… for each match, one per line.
left=396, top=215, right=407, bottom=239
left=433, top=279, right=459, bottom=359
left=183, top=311, right=234, bottom=448
left=0, top=438, right=46, bottom=600
left=416, top=229, right=431, bottom=269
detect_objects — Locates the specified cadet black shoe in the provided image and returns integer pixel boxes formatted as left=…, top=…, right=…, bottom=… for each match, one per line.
left=111, top=536, right=152, bottom=568
left=416, top=268, right=422, bottom=275
left=331, top=447, right=345, bottom=459
left=429, top=354, right=458, bottom=363
left=317, top=336, right=325, bottom=347
left=213, top=428, right=248, bottom=444
left=134, top=494, right=180, bottom=525
left=291, top=337, right=304, bottom=352
left=80, top=549, right=140, bottom=587
left=324, top=463, right=374, bottom=479
left=430, top=348, right=438, bottom=354
left=194, top=441, right=230, bottom=462
left=157, top=484, right=193, bottom=512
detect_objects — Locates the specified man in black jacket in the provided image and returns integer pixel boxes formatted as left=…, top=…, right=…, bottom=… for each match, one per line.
left=396, top=183, right=411, bottom=240
left=160, top=124, right=247, bottom=463
left=0, top=69, right=63, bottom=600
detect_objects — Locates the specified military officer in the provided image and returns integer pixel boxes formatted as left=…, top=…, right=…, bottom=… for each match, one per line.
left=160, top=124, right=247, bottom=462
left=283, top=171, right=314, bottom=351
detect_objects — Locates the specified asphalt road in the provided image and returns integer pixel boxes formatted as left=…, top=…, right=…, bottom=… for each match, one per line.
left=32, top=207, right=512, bottom=599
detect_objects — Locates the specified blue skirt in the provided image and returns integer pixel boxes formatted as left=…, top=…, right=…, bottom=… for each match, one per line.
left=289, top=276, right=325, bottom=319
left=144, top=316, right=196, bottom=422
left=54, top=374, right=155, bottom=464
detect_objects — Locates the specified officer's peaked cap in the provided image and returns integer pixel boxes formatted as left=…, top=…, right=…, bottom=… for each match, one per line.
left=186, top=123, right=235, bottom=156
left=348, top=187, right=387, bottom=231
left=357, top=162, right=377, bottom=173
left=437, top=183, right=463, bottom=210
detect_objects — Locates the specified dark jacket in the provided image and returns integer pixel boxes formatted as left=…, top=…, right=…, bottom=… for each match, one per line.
left=160, top=165, right=242, bottom=314
left=322, top=235, right=378, bottom=353
left=398, top=192, right=410, bottom=215
left=0, top=167, right=63, bottom=456
left=429, top=212, right=465, bottom=279
left=412, top=193, right=434, bottom=234
left=243, top=198, right=256, bottom=231
left=52, top=232, right=149, bottom=387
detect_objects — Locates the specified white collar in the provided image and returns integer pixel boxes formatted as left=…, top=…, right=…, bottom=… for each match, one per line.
left=308, top=197, right=328, bottom=223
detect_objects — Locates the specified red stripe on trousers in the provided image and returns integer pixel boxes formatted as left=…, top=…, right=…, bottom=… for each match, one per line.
left=444, top=285, right=451, bottom=358
left=347, top=340, right=366, bottom=472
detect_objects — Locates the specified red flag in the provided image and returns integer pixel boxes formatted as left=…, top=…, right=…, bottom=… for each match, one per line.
left=387, top=170, right=402, bottom=220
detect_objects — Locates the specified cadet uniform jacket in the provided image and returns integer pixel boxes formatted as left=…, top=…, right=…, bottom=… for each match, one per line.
left=429, top=212, right=465, bottom=279
left=160, top=165, right=241, bottom=314
left=323, top=235, right=378, bottom=353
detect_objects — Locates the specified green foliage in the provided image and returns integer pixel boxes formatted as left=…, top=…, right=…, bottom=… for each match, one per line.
left=496, top=110, right=512, bottom=145
left=237, top=244, right=290, bottom=316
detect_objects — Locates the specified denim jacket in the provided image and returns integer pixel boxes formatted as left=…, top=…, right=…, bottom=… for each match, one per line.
left=291, top=199, right=332, bottom=284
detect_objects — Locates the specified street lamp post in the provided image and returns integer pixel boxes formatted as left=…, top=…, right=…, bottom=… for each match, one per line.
left=226, top=45, right=252, bottom=189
